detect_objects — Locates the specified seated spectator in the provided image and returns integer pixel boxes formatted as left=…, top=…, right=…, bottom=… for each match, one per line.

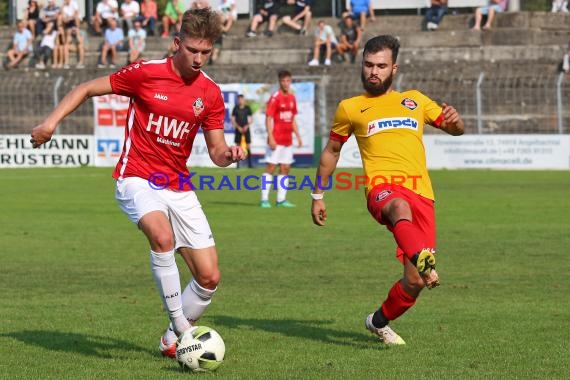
left=424, top=0, right=447, bottom=31
left=128, top=20, right=146, bottom=64
left=471, top=0, right=508, bottom=30
left=7, top=21, right=34, bottom=67
left=92, top=0, right=119, bottom=36
left=308, top=20, right=338, bottom=66
left=140, top=0, right=158, bottom=36
left=121, top=0, right=141, bottom=33
left=24, top=0, right=41, bottom=38
left=4, top=21, right=34, bottom=69
left=246, top=0, right=280, bottom=37
left=98, top=17, right=125, bottom=68
left=281, top=0, right=313, bottom=35
left=52, top=29, right=66, bottom=68
left=551, top=0, right=568, bottom=12
left=60, top=0, right=81, bottom=43
left=219, top=0, right=238, bottom=35
left=35, top=27, right=58, bottom=69
left=336, top=15, right=361, bottom=64
left=63, top=26, right=86, bottom=69
left=40, top=0, right=61, bottom=35
left=161, top=0, right=185, bottom=38
left=342, top=0, right=375, bottom=30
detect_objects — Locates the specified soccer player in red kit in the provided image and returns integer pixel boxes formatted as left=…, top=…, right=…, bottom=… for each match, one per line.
left=30, top=8, right=245, bottom=357
left=311, top=35, right=464, bottom=345
left=260, top=69, right=303, bottom=208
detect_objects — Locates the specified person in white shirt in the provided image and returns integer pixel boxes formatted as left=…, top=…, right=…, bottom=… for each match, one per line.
left=307, top=20, right=338, bottom=66
left=128, top=19, right=147, bottom=64
left=92, top=0, right=119, bottom=35
left=121, top=0, right=141, bottom=32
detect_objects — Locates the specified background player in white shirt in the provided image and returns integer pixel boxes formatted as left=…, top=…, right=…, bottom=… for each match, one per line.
left=30, top=8, right=245, bottom=358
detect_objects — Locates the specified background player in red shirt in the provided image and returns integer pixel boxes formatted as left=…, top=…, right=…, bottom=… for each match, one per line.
left=30, top=8, right=245, bottom=358
left=260, top=69, right=303, bottom=208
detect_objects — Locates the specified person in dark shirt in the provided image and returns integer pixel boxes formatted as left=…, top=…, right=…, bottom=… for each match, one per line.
left=231, top=94, right=253, bottom=167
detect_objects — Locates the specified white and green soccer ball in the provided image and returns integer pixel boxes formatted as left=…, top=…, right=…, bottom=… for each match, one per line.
left=176, top=326, right=225, bottom=372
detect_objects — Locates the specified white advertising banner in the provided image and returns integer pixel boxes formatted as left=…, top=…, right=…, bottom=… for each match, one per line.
left=93, top=82, right=315, bottom=168
left=0, top=134, right=93, bottom=168
left=333, top=135, right=570, bottom=169
left=424, top=135, right=570, bottom=169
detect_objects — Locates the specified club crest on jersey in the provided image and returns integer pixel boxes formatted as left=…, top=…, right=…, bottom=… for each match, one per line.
left=193, top=98, right=204, bottom=117
left=401, top=98, right=417, bottom=110
left=375, top=190, right=393, bottom=202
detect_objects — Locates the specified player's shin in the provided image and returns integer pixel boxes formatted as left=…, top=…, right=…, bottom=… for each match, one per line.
left=379, top=280, right=417, bottom=322
left=181, top=279, right=217, bottom=323
left=150, top=250, right=191, bottom=335
left=277, top=175, right=288, bottom=202
left=392, top=220, right=426, bottom=261
left=261, top=173, right=273, bottom=201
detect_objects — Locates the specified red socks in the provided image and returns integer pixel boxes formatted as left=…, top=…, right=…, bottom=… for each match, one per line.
left=392, top=219, right=425, bottom=261
left=381, top=281, right=417, bottom=321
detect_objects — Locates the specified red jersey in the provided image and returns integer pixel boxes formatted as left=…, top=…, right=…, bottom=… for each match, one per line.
left=265, top=90, right=297, bottom=146
left=110, top=58, right=225, bottom=191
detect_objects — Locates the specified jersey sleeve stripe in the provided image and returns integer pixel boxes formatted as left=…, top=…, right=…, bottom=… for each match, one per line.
left=432, top=112, right=445, bottom=128
left=330, top=130, right=350, bottom=142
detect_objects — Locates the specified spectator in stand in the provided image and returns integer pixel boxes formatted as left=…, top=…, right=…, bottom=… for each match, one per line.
left=98, top=17, right=125, bottom=68
left=161, top=0, right=185, bottom=38
left=63, top=27, right=86, bottom=69
left=121, top=0, right=141, bottom=33
left=92, top=0, right=119, bottom=36
left=4, top=20, right=34, bottom=70
left=246, top=0, right=280, bottom=38
left=219, top=0, right=238, bottom=35
left=35, top=27, right=58, bottom=69
left=281, top=0, right=313, bottom=35
left=60, top=0, right=81, bottom=44
left=140, top=0, right=158, bottom=36
left=424, top=0, right=447, bottom=31
left=551, top=0, right=568, bottom=12
left=24, top=0, right=41, bottom=38
left=471, top=0, right=508, bottom=30
left=40, top=0, right=61, bottom=35
left=336, top=15, right=361, bottom=64
left=308, top=19, right=338, bottom=66
left=343, top=0, right=376, bottom=30
left=128, top=20, right=147, bottom=64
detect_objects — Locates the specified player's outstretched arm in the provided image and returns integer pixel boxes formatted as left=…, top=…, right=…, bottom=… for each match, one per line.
left=439, top=102, right=465, bottom=136
left=30, top=76, right=113, bottom=148
left=204, top=129, right=246, bottom=167
left=311, top=139, right=343, bottom=226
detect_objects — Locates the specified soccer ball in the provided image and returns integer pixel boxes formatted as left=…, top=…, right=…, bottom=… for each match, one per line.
left=176, top=326, right=225, bottom=372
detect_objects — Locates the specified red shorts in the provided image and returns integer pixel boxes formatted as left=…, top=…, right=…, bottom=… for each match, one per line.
left=367, top=184, right=436, bottom=263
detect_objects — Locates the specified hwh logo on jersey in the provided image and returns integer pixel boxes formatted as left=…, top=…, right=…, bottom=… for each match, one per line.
left=367, top=117, right=419, bottom=136
left=146, top=113, right=193, bottom=139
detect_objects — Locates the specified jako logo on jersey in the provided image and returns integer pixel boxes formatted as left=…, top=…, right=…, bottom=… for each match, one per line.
left=146, top=113, right=193, bottom=139
left=154, top=93, right=168, bottom=101
left=367, top=117, right=419, bottom=136
left=401, top=98, right=418, bottom=110
left=193, top=98, right=204, bottom=117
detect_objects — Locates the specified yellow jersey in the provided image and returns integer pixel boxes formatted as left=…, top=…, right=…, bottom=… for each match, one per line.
left=330, top=90, right=444, bottom=200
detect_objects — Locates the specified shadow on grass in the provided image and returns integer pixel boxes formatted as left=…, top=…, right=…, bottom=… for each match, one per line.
left=1, top=330, right=155, bottom=358
left=205, top=200, right=258, bottom=207
left=210, top=315, right=386, bottom=350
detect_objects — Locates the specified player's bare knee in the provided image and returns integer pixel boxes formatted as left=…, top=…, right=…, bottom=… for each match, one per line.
left=383, top=198, right=412, bottom=222
left=402, top=277, right=424, bottom=296
left=150, top=234, right=175, bottom=252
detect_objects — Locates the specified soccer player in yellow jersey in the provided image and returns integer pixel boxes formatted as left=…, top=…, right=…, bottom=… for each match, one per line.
left=310, top=35, right=464, bottom=345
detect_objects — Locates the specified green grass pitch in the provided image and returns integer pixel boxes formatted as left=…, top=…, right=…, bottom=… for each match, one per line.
left=1, top=167, right=569, bottom=379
